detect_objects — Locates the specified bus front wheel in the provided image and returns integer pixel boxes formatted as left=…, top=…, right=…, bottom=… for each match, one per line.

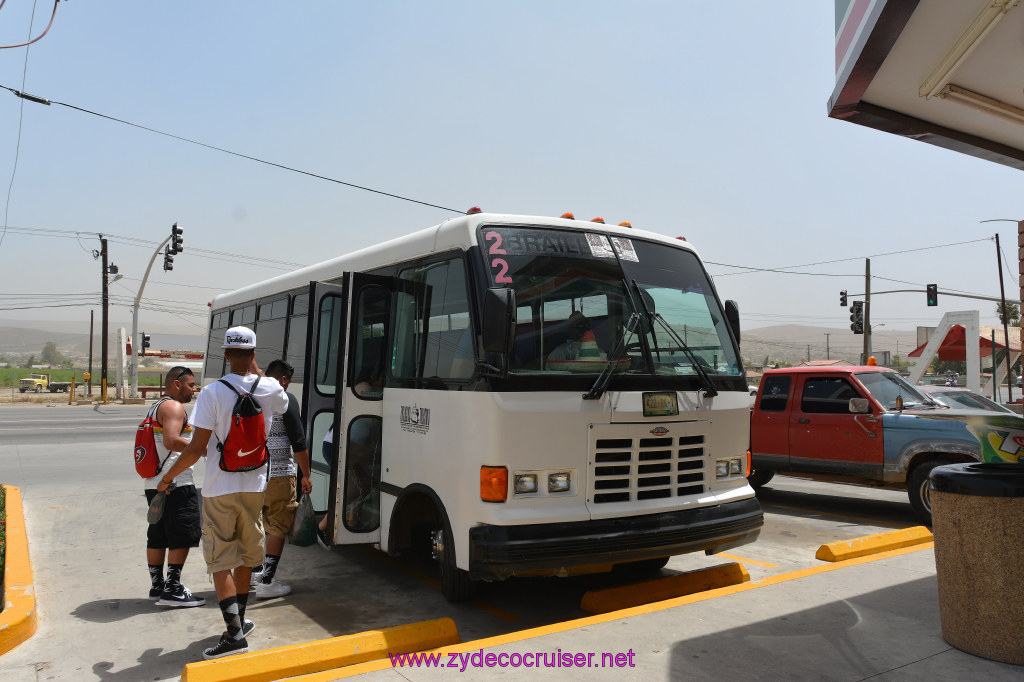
left=431, top=525, right=476, bottom=603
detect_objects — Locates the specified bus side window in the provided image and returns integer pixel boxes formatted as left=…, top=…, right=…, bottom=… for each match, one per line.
left=287, top=292, right=309, bottom=383
left=314, top=295, right=345, bottom=394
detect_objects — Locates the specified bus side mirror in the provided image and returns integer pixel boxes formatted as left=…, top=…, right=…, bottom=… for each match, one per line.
left=482, top=287, right=516, bottom=353
left=725, top=300, right=740, bottom=344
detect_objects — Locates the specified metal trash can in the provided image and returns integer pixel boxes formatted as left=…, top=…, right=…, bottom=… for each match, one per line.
left=930, top=462, right=1024, bottom=665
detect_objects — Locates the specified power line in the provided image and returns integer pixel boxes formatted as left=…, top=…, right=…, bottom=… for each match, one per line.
left=0, top=84, right=463, bottom=214
left=709, top=238, right=992, bottom=277
left=3, top=224, right=308, bottom=269
left=0, top=0, right=40, bottom=250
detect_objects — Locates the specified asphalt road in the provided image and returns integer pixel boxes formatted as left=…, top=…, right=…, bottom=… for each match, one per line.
left=0, top=403, right=928, bottom=681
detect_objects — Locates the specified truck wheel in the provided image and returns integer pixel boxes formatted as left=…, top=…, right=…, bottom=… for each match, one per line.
left=908, top=459, right=957, bottom=525
left=19, top=388, right=26, bottom=393
left=431, top=522, right=476, bottom=603
left=747, top=469, right=775, bottom=490
left=34, top=385, right=41, bottom=393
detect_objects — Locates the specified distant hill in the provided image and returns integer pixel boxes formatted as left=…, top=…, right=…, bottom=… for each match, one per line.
left=0, top=325, right=205, bottom=360
left=741, top=324, right=918, bottom=366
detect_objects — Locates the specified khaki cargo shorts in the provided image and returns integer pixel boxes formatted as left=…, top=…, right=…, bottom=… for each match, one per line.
left=262, top=475, right=298, bottom=538
left=201, top=491, right=265, bottom=574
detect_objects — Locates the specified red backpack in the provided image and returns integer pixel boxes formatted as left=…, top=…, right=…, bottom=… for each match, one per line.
left=134, top=397, right=173, bottom=478
left=216, top=377, right=268, bottom=472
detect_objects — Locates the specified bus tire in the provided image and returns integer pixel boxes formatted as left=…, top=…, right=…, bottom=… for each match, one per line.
left=747, top=469, right=775, bottom=490
left=431, top=521, right=476, bottom=603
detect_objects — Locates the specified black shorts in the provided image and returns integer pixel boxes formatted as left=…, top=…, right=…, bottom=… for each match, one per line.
left=145, top=485, right=202, bottom=550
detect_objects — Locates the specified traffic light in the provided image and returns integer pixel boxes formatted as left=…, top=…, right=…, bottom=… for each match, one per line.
left=840, top=290, right=848, bottom=307
left=162, top=245, right=174, bottom=271
left=926, top=284, right=938, bottom=306
left=140, top=332, right=151, bottom=356
left=850, top=301, right=864, bottom=334
left=170, top=222, right=184, bottom=254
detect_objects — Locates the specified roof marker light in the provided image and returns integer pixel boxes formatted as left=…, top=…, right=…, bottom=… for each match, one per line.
left=676, top=236, right=687, bottom=241
left=466, top=206, right=482, bottom=214
left=560, top=212, right=575, bottom=220
left=590, top=217, right=605, bottom=224
left=618, top=221, right=632, bottom=228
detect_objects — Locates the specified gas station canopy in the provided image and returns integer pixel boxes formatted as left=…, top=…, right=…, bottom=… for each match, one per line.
left=830, top=0, right=1024, bottom=171
left=908, top=325, right=1021, bottom=361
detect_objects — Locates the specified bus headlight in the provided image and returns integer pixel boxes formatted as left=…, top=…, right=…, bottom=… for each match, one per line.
left=548, top=472, right=571, bottom=493
left=514, top=473, right=538, bottom=494
left=716, top=458, right=744, bottom=478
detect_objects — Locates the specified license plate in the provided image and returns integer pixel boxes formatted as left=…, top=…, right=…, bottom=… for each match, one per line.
left=643, top=392, right=679, bottom=417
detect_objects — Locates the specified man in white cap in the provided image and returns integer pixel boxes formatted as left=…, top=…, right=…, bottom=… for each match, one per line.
left=157, top=326, right=288, bottom=659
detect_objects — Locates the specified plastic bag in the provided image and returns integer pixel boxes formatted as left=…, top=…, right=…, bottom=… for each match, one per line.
left=288, top=493, right=316, bottom=547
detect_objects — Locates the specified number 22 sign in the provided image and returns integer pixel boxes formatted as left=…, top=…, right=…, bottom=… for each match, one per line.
left=484, top=231, right=513, bottom=284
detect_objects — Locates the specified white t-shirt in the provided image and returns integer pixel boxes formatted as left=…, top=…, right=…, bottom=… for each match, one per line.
left=189, top=373, right=288, bottom=498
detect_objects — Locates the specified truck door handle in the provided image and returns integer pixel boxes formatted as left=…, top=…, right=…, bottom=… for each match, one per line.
left=797, top=418, right=810, bottom=424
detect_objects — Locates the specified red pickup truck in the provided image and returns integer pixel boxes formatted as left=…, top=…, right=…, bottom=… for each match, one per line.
left=749, top=365, right=1024, bottom=523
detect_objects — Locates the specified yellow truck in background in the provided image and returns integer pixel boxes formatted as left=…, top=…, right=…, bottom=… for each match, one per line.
left=19, top=373, right=72, bottom=393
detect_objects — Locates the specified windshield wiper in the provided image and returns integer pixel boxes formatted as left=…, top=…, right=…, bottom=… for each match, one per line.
left=631, top=279, right=718, bottom=398
left=583, top=312, right=640, bottom=400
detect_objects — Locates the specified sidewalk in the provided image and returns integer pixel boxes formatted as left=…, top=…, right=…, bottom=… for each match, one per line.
left=324, top=545, right=1023, bottom=681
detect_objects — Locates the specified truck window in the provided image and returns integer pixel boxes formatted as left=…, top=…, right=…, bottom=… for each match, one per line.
left=758, top=376, right=791, bottom=412
left=801, top=377, right=861, bottom=414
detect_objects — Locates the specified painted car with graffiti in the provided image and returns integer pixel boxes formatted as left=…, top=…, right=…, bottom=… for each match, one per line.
left=747, top=365, right=1024, bottom=523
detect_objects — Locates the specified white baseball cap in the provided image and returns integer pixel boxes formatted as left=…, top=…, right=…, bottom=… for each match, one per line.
left=222, top=326, right=256, bottom=349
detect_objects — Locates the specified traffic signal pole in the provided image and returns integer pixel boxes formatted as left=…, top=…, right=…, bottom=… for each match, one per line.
left=864, top=258, right=871, bottom=361
left=996, top=232, right=1012, bottom=404
left=130, top=234, right=173, bottom=398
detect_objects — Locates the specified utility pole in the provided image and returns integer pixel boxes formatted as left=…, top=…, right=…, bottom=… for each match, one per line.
left=996, top=233, right=1013, bottom=403
left=100, top=235, right=109, bottom=403
left=864, top=258, right=871, bottom=361
left=88, top=310, right=94, bottom=397
left=824, top=333, right=831, bottom=360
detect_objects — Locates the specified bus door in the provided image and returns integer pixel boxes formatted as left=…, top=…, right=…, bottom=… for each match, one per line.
left=302, top=274, right=389, bottom=546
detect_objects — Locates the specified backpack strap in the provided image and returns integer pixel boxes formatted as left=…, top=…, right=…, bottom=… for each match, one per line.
left=149, top=396, right=176, bottom=477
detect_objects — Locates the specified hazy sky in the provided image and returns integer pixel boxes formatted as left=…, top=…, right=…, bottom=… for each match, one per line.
left=1, top=2, right=1021, bottom=360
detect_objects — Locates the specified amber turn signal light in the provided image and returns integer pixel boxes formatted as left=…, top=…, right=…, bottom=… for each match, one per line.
left=480, top=466, right=508, bottom=502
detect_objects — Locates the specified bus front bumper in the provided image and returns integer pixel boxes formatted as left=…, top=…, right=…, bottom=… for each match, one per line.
left=467, top=497, right=763, bottom=581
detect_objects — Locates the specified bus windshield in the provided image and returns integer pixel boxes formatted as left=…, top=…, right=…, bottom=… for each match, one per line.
left=479, top=226, right=741, bottom=378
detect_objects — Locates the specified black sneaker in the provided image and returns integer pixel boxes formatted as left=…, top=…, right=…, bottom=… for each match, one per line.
left=316, top=526, right=331, bottom=550
left=202, top=633, right=248, bottom=660
left=157, top=583, right=206, bottom=608
left=149, top=580, right=165, bottom=601
left=241, top=619, right=255, bottom=638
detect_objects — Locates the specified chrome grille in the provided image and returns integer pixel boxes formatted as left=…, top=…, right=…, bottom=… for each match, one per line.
left=591, top=430, right=707, bottom=503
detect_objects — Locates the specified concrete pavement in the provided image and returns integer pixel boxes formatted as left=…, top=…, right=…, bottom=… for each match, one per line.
left=2, top=404, right=1022, bottom=680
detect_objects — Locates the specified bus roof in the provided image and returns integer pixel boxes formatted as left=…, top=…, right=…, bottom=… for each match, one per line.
left=210, top=212, right=699, bottom=311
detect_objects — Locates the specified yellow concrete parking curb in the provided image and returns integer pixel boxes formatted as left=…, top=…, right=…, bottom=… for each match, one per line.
left=180, top=617, right=459, bottom=682
left=0, top=485, right=38, bottom=655
left=815, top=525, right=933, bottom=562
left=580, top=562, right=750, bottom=614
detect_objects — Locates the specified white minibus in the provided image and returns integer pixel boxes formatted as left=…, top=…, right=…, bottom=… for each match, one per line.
left=203, top=211, right=763, bottom=601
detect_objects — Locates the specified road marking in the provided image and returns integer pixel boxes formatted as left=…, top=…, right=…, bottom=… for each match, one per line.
left=717, top=552, right=778, bottom=568
left=762, top=502, right=907, bottom=528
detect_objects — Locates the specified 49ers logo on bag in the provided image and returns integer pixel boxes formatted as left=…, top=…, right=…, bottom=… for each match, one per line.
left=134, top=397, right=172, bottom=478
left=216, top=378, right=268, bottom=472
